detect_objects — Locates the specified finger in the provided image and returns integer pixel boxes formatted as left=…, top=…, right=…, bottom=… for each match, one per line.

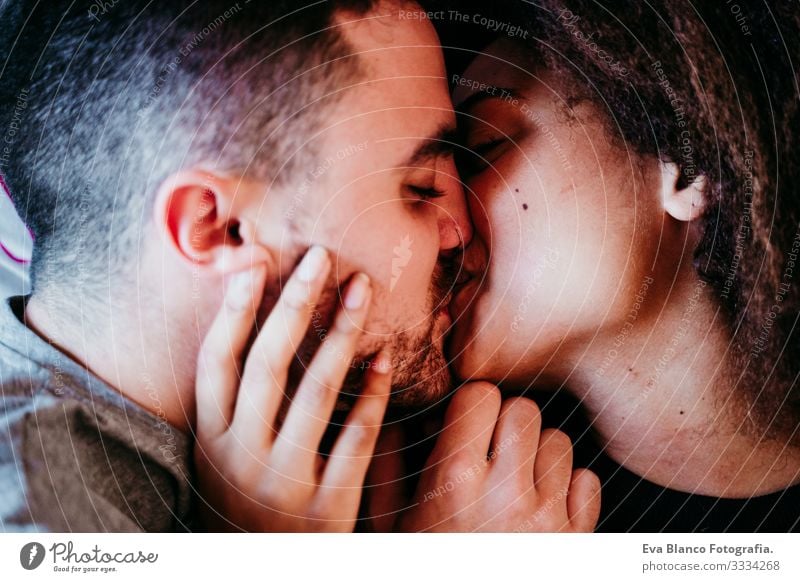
left=196, top=263, right=268, bottom=440
left=272, top=273, right=372, bottom=467
left=427, top=382, right=501, bottom=469
left=533, top=429, right=574, bottom=499
left=319, top=350, right=392, bottom=513
left=488, top=397, right=541, bottom=481
left=568, top=468, right=602, bottom=532
left=230, top=246, right=331, bottom=446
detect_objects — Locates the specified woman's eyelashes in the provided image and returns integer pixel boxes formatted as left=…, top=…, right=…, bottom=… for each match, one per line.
left=472, top=137, right=507, bottom=159
left=458, top=136, right=508, bottom=176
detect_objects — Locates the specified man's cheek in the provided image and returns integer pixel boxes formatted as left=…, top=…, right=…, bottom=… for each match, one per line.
left=389, top=273, right=436, bottom=331
left=361, top=285, right=393, bottom=335
left=334, top=230, right=392, bottom=280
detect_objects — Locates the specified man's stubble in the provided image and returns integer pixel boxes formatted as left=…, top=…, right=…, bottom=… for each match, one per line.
left=262, top=257, right=459, bottom=410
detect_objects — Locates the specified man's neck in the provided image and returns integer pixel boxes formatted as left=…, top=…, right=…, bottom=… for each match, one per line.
left=24, top=289, right=197, bottom=434
left=569, top=278, right=800, bottom=498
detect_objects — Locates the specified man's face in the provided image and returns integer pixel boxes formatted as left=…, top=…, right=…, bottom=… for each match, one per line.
left=274, top=6, right=472, bottom=406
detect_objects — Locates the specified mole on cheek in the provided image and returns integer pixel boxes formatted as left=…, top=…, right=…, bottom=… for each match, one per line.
left=515, top=188, right=528, bottom=211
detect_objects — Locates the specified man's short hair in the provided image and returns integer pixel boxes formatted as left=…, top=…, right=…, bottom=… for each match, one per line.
left=0, top=0, right=377, bottom=292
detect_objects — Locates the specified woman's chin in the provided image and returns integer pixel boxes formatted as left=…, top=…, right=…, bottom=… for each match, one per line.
left=447, top=316, right=516, bottom=383
left=448, top=341, right=502, bottom=384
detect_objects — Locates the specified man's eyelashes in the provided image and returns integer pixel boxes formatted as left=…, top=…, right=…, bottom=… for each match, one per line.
left=408, top=184, right=447, bottom=199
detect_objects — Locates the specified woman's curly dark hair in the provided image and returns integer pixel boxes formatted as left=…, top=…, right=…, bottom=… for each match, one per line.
left=435, top=0, right=800, bottom=444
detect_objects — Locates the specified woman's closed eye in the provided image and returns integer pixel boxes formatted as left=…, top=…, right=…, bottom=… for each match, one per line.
left=455, top=93, right=529, bottom=177
left=459, top=136, right=510, bottom=176
left=472, top=137, right=509, bottom=161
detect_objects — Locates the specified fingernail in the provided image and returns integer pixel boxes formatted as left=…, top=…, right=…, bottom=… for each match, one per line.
left=298, top=246, right=329, bottom=282
left=373, top=349, right=392, bottom=375
left=344, top=273, right=370, bottom=310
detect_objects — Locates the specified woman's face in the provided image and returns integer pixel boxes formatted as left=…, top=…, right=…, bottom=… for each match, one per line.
left=448, top=39, right=673, bottom=385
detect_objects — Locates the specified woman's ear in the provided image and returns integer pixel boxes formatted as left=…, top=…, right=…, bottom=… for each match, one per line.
left=153, top=169, right=271, bottom=274
left=660, top=161, right=708, bottom=222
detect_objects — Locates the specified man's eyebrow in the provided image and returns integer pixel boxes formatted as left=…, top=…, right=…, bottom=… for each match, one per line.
left=380, top=123, right=459, bottom=169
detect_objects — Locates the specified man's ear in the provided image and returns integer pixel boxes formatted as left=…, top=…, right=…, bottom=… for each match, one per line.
left=660, top=161, right=708, bottom=222
left=154, top=169, right=271, bottom=274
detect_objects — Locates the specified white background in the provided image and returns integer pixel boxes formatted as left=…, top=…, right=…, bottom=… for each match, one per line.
left=0, top=533, right=798, bottom=581
left=0, top=251, right=26, bottom=298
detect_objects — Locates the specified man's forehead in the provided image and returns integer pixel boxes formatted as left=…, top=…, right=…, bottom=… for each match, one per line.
left=334, top=1, right=435, bottom=45
left=323, top=108, right=456, bottom=170
left=323, top=2, right=457, bottom=169
left=334, top=2, right=443, bottom=74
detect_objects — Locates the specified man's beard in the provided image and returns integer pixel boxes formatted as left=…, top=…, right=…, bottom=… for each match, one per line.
left=276, top=259, right=459, bottom=410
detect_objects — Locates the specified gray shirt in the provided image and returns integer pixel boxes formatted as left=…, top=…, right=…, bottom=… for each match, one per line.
left=0, top=297, right=194, bottom=532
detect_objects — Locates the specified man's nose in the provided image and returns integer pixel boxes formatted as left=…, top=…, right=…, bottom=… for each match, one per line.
left=437, top=172, right=473, bottom=252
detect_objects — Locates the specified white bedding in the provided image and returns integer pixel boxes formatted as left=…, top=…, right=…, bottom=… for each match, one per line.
left=0, top=177, right=31, bottom=298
